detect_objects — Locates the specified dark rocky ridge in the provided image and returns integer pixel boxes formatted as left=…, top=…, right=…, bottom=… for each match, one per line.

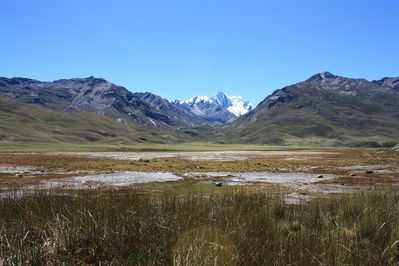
left=222, top=72, right=399, bottom=146
left=0, top=76, right=209, bottom=129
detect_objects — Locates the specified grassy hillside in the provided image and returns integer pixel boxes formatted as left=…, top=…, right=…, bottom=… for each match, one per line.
left=0, top=97, right=187, bottom=146
left=221, top=74, right=399, bottom=147
left=222, top=107, right=399, bottom=147
left=0, top=97, right=332, bottom=152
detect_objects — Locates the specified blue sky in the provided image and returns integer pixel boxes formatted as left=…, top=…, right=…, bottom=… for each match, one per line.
left=1, top=0, right=398, bottom=104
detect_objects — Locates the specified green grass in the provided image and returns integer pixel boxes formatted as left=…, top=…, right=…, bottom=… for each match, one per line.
left=0, top=96, right=187, bottom=148
left=1, top=189, right=399, bottom=265
left=0, top=142, right=336, bottom=152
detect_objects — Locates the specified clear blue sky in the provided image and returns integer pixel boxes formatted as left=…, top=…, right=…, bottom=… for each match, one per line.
left=1, top=0, right=398, bottom=104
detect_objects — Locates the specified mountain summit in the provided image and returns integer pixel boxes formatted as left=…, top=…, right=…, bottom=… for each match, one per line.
left=223, top=72, right=399, bottom=146
left=212, top=92, right=253, bottom=116
left=173, top=92, right=253, bottom=123
left=306, top=71, right=338, bottom=82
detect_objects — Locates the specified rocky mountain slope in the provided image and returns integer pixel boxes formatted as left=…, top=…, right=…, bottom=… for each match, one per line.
left=0, top=77, right=209, bottom=129
left=173, top=92, right=253, bottom=123
left=222, top=72, right=399, bottom=146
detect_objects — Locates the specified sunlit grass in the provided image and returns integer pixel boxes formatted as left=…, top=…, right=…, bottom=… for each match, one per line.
left=0, top=141, right=338, bottom=153
left=1, top=189, right=399, bottom=264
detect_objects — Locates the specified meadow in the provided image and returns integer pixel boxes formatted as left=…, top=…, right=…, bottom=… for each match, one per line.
left=0, top=147, right=399, bottom=265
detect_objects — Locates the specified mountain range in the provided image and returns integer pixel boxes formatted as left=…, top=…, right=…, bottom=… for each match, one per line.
left=0, top=72, right=398, bottom=147
left=0, top=77, right=248, bottom=129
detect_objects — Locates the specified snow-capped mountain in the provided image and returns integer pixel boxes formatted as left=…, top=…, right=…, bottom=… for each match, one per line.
left=212, top=92, right=253, bottom=116
left=173, top=92, right=253, bottom=123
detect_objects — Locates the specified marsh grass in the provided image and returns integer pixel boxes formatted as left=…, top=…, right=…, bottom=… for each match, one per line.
left=1, top=189, right=399, bottom=265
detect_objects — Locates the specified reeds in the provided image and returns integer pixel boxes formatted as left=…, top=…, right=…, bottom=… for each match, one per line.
left=1, top=189, right=399, bottom=265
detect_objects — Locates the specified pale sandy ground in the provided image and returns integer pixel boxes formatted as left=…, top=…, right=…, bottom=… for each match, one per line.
left=53, top=150, right=338, bottom=162
left=0, top=165, right=38, bottom=174
left=183, top=172, right=335, bottom=186
left=41, top=171, right=333, bottom=189
left=37, top=171, right=340, bottom=204
left=45, top=172, right=183, bottom=188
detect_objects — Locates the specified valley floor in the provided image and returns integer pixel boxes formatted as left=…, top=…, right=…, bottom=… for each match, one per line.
left=1, top=147, right=399, bottom=264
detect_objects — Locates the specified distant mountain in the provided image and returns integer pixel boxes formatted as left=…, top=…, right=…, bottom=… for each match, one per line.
left=2, top=73, right=399, bottom=147
left=173, top=92, right=253, bottom=123
left=222, top=72, right=399, bottom=147
left=0, top=76, right=208, bottom=129
left=213, top=92, right=253, bottom=116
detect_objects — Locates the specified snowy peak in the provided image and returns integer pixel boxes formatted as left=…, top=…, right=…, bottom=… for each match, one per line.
left=179, top=92, right=253, bottom=117
left=213, top=91, right=231, bottom=107
left=173, top=92, right=253, bottom=123
left=212, top=92, right=253, bottom=116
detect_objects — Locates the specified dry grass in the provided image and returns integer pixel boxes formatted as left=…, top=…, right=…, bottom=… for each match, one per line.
left=1, top=189, right=399, bottom=265
left=0, top=149, right=394, bottom=174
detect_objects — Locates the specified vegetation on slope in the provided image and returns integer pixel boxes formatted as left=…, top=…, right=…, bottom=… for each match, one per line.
left=0, top=97, right=186, bottom=145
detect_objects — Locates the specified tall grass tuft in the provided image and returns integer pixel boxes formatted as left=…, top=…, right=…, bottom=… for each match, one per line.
left=1, top=189, right=399, bottom=265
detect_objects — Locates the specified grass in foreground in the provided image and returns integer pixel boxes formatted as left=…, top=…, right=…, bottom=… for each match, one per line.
left=1, top=189, right=399, bottom=265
